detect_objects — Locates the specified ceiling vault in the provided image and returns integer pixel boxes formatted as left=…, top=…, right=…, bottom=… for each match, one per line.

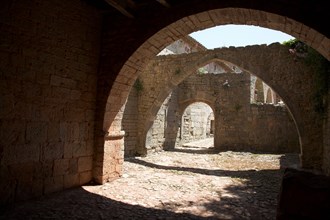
left=104, top=0, right=136, bottom=18
left=104, top=0, right=170, bottom=18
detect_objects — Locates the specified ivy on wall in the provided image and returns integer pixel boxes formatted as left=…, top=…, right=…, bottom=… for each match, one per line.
left=134, top=78, right=144, bottom=93
left=283, top=39, right=330, bottom=115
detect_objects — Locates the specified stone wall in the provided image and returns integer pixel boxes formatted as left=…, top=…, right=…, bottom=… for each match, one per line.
left=0, top=0, right=101, bottom=206
left=1, top=0, right=329, bottom=208
left=249, top=104, right=299, bottom=152
left=122, top=89, right=139, bottom=157
left=145, top=90, right=180, bottom=153
left=181, top=73, right=299, bottom=153
left=123, top=69, right=300, bottom=155
left=98, top=4, right=329, bottom=183
left=136, top=45, right=324, bottom=169
left=180, top=102, right=213, bottom=144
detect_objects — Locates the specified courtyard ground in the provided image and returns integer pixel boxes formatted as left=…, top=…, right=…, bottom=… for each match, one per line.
left=0, top=138, right=300, bottom=220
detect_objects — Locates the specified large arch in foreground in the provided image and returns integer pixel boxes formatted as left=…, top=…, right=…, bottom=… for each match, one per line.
left=131, top=44, right=317, bottom=165
left=94, top=6, right=330, bottom=183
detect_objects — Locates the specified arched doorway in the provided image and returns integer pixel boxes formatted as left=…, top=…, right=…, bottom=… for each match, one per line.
left=180, top=102, right=214, bottom=148
left=96, top=7, right=330, bottom=183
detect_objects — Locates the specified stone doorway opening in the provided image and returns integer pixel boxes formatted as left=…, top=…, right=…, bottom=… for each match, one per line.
left=180, top=102, right=214, bottom=149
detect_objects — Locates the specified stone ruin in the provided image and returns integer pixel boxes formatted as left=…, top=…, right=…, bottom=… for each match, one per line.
left=122, top=37, right=300, bottom=156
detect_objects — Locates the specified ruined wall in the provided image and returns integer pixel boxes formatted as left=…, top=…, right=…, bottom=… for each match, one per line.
left=248, top=104, right=299, bottom=152
left=122, top=89, right=139, bottom=157
left=128, top=70, right=300, bottom=154
left=140, top=45, right=324, bottom=170
left=125, top=43, right=319, bottom=157
left=0, top=0, right=101, bottom=206
left=180, top=102, right=213, bottom=144
left=145, top=90, right=179, bottom=153
left=0, top=0, right=329, bottom=209
left=180, top=73, right=299, bottom=153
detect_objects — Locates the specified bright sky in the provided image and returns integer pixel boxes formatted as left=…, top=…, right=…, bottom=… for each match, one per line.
left=189, top=24, right=294, bottom=49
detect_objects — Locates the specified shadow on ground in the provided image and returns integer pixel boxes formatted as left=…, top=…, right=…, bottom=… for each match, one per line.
left=0, top=153, right=299, bottom=220
left=0, top=187, right=219, bottom=220
left=166, top=147, right=219, bottom=155
left=125, top=153, right=300, bottom=220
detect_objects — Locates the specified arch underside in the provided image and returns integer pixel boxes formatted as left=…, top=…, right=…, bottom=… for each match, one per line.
left=96, top=7, right=330, bottom=183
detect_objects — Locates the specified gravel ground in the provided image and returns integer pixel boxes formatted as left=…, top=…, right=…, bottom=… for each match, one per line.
left=0, top=140, right=300, bottom=220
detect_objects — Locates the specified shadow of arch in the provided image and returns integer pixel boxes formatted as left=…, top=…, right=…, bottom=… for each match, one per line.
left=95, top=6, right=329, bottom=183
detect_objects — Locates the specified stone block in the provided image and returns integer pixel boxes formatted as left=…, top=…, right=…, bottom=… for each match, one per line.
left=26, top=122, right=47, bottom=144
left=39, top=160, right=54, bottom=178
left=64, top=174, right=80, bottom=189
left=43, top=142, right=64, bottom=160
left=78, top=156, right=93, bottom=172
left=47, top=122, right=61, bottom=142
left=79, top=171, right=92, bottom=185
left=60, top=122, right=68, bottom=141
left=44, top=175, right=64, bottom=195
left=50, top=75, right=77, bottom=88
left=0, top=120, right=25, bottom=146
left=16, top=144, right=40, bottom=163
left=73, top=143, right=87, bottom=157
left=53, top=159, right=70, bottom=176
left=69, top=158, right=78, bottom=174
left=85, top=140, right=94, bottom=156
left=64, top=142, right=73, bottom=159
left=51, top=86, right=71, bottom=101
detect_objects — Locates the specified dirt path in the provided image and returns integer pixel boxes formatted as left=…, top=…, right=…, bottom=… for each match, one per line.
left=1, top=143, right=300, bottom=220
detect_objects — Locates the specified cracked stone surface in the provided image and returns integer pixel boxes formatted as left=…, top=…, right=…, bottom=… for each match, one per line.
left=0, top=139, right=300, bottom=220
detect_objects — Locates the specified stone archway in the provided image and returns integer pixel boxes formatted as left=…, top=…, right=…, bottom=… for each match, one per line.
left=179, top=102, right=215, bottom=147
left=266, top=89, right=273, bottom=104
left=95, top=7, right=330, bottom=183
left=129, top=43, right=319, bottom=165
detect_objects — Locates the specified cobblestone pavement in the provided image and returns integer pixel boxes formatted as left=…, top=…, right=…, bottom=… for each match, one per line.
left=1, top=139, right=300, bottom=220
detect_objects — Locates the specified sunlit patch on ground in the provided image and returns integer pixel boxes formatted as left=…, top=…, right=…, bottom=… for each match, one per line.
left=1, top=140, right=300, bottom=220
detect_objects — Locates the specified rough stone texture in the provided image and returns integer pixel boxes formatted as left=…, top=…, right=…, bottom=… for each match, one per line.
left=123, top=68, right=300, bottom=156
left=180, top=73, right=299, bottom=153
left=98, top=3, right=330, bottom=184
left=125, top=45, right=320, bottom=159
left=0, top=149, right=301, bottom=220
left=1, top=0, right=330, bottom=208
left=122, top=89, right=139, bottom=157
left=180, top=102, right=213, bottom=145
left=0, top=0, right=101, bottom=207
left=145, top=90, right=180, bottom=153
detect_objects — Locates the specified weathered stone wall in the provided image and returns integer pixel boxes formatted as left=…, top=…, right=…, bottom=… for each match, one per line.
left=122, top=89, right=139, bottom=157
left=145, top=90, right=179, bottom=153
left=98, top=2, right=329, bottom=184
left=0, top=0, right=101, bottom=206
left=146, top=45, right=324, bottom=169
left=180, top=102, right=213, bottom=144
left=1, top=0, right=329, bottom=208
left=181, top=73, right=299, bottom=153
left=124, top=68, right=300, bottom=154
left=248, top=104, right=299, bottom=152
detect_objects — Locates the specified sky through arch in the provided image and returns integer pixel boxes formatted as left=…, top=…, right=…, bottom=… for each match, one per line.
left=189, top=24, right=294, bottom=49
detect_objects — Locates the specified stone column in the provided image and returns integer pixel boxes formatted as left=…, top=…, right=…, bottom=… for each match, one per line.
left=93, top=131, right=125, bottom=184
